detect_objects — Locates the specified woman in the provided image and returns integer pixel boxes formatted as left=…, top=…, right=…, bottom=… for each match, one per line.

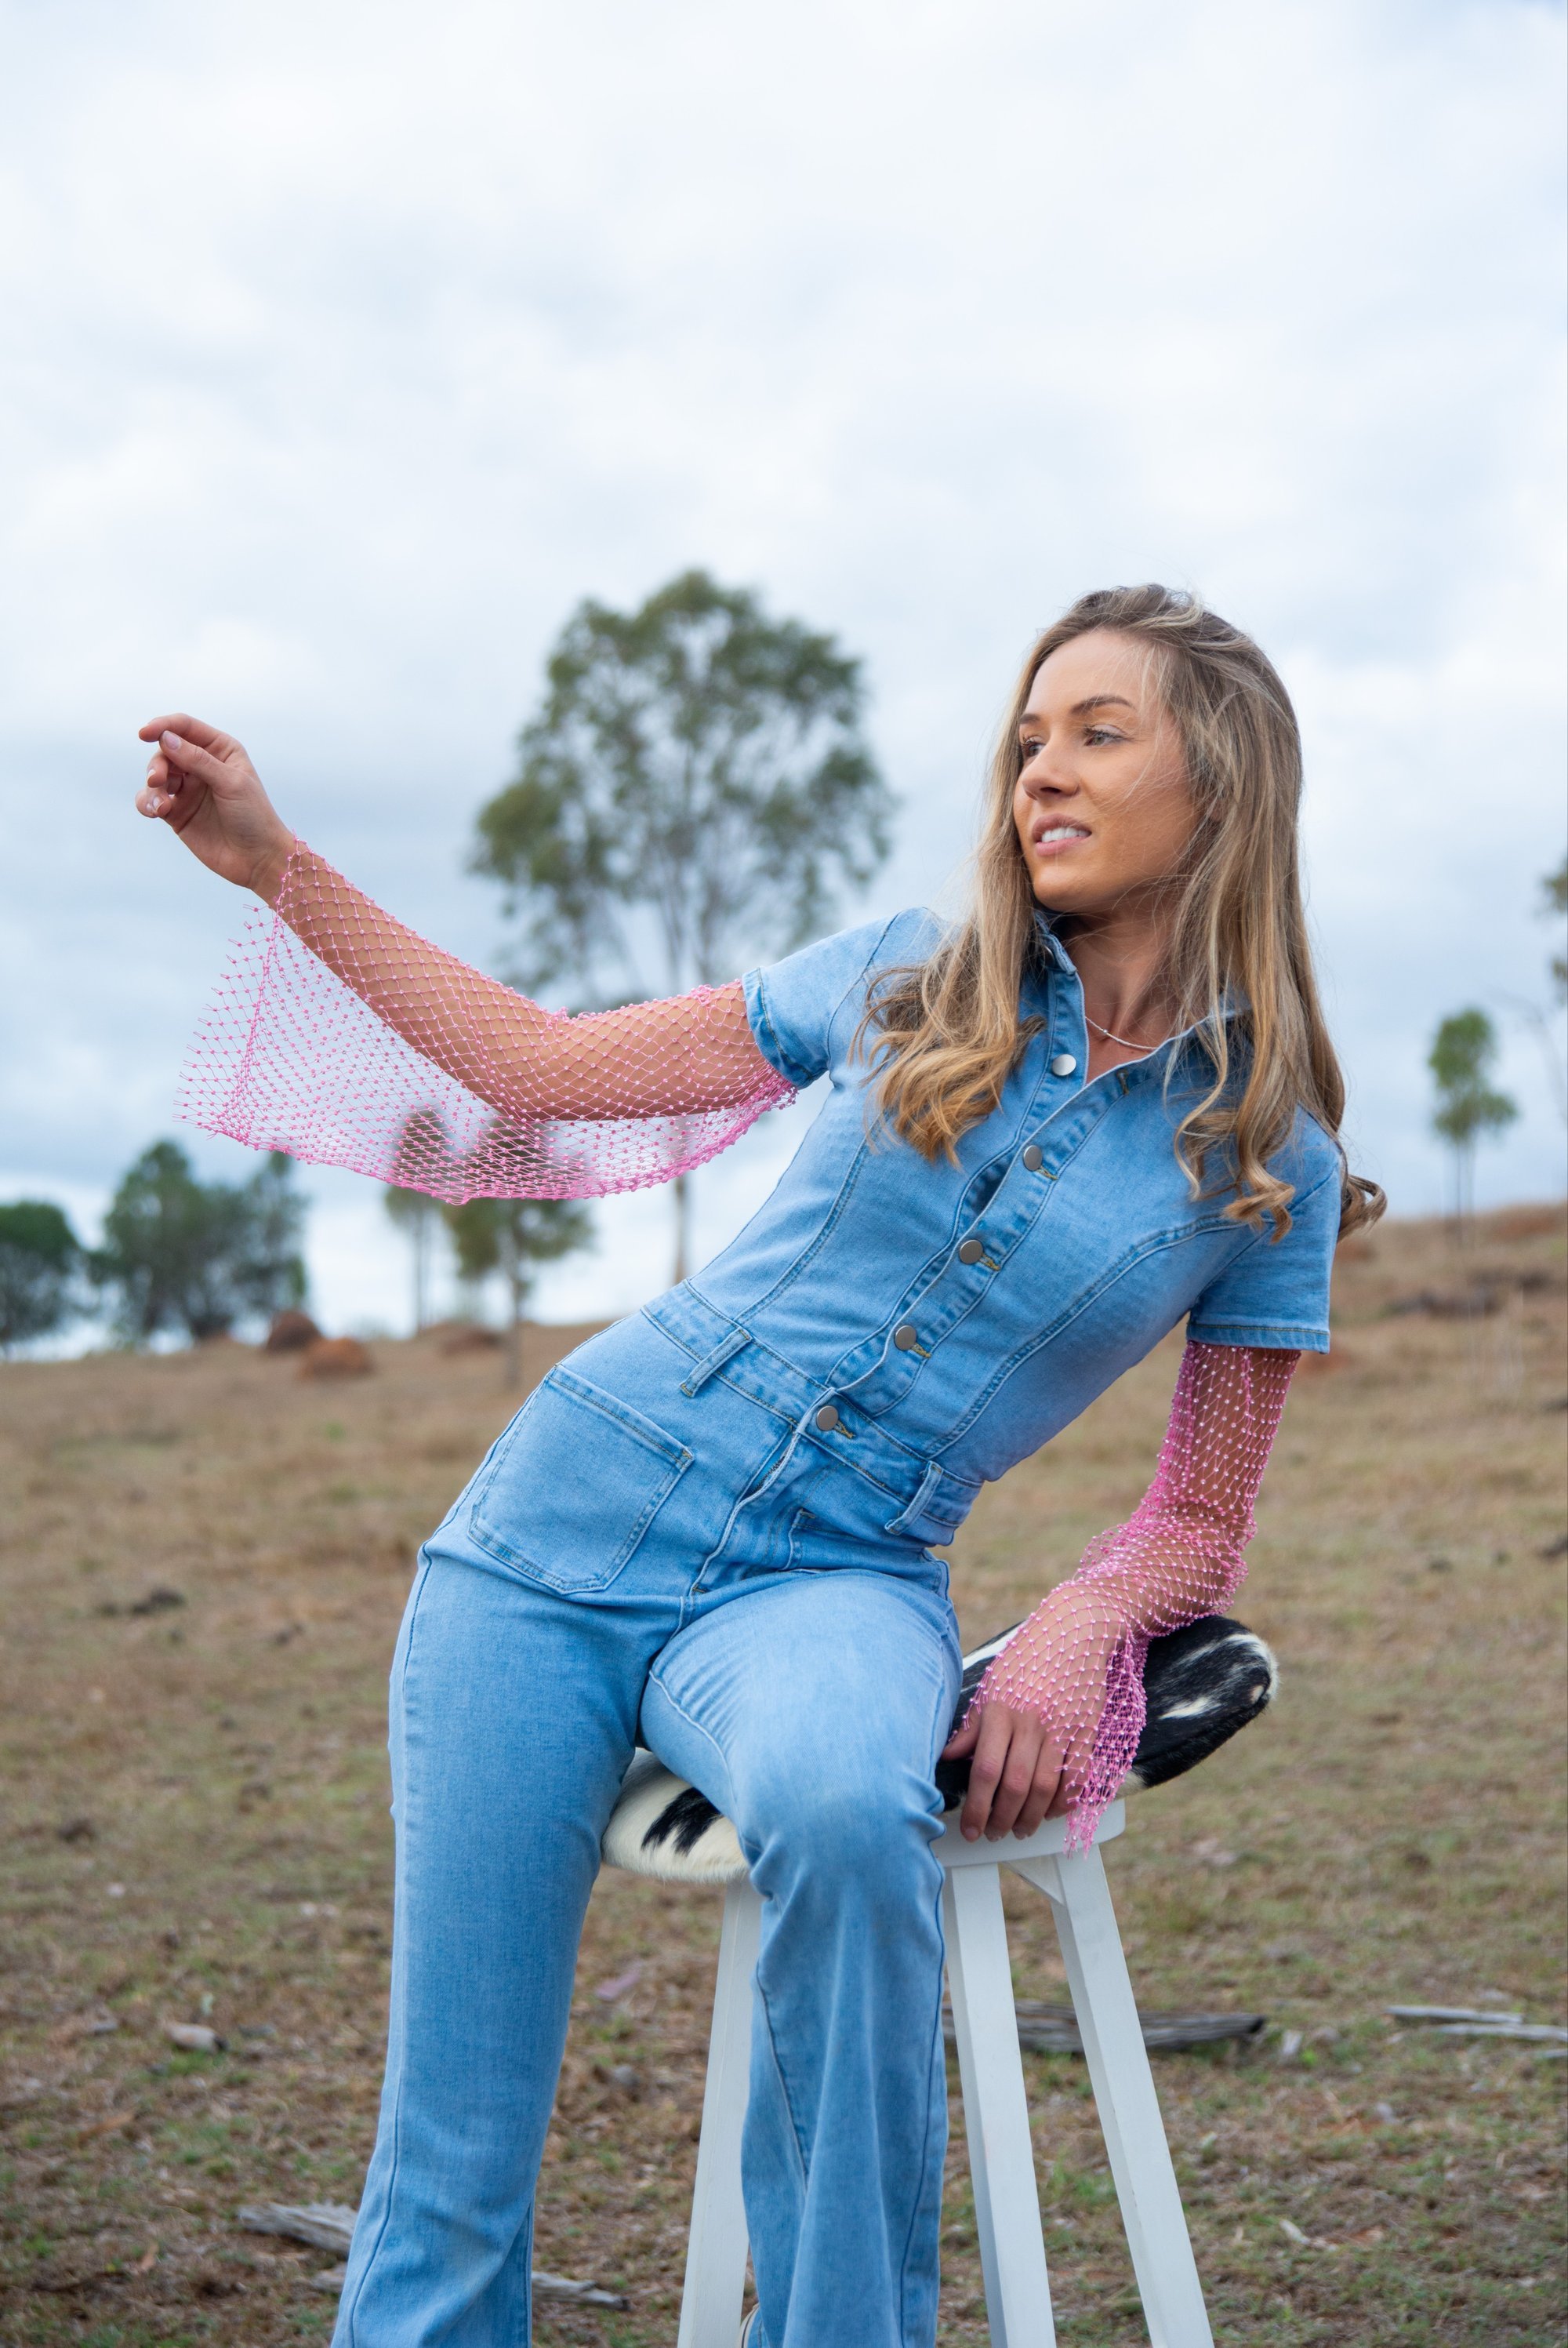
left=136, top=584, right=1380, bottom=2348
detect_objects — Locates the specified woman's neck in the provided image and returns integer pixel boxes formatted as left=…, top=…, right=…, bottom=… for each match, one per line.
left=1056, top=901, right=1180, bottom=1061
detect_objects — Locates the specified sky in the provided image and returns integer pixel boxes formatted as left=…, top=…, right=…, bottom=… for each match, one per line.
left=1, top=0, right=1563, bottom=1336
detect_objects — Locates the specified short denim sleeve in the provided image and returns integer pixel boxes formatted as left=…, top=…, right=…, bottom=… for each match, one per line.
left=743, top=910, right=935, bottom=1089
left=1185, top=1137, right=1341, bottom=1354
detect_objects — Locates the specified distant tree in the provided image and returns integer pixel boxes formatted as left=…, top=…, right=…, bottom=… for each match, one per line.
left=383, top=1109, right=454, bottom=1332
left=441, top=1195, right=593, bottom=1385
left=1428, top=1009, right=1518, bottom=1232
left=470, top=568, right=892, bottom=1281
left=93, top=1142, right=307, bottom=1343
left=1498, top=854, right=1568, bottom=1127
left=383, top=1187, right=439, bottom=1332
left=1544, top=855, right=1566, bottom=1005
left=0, top=1200, right=83, bottom=1355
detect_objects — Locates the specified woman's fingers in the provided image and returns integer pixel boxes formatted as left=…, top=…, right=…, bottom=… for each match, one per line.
left=940, top=1711, right=980, bottom=1760
left=957, top=1705, right=1011, bottom=1839
left=1044, top=1728, right=1094, bottom=1821
left=136, top=711, right=236, bottom=754
left=136, top=732, right=215, bottom=829
left=955, top=1702, right=1077, bottom=1841
left=1013, top=1736, right=1069, bottom=1838
left=154, top=729, right=238, bottom=791
left=960, top=1705, right=1049, bottom=1841
left=132, top=715, right=292, bottom=892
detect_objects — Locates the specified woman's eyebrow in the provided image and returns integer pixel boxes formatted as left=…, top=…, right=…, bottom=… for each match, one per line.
left=1069, top=694, right=1136, bottom=717
left=1018, top=692, right=1137, bottom=738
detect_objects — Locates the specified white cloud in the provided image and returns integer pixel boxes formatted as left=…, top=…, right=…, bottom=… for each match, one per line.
left=1, top=0, right=1562, bottom=1329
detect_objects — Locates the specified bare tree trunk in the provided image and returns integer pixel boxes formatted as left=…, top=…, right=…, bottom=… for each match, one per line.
left=499, top=1223, right=524, bottom=1388
left=412, top=1209, right=430, bottom=1332
left=1450, top=1140, right=1476, bottom=1245
left=672, top=1172, right=691, bottom=1288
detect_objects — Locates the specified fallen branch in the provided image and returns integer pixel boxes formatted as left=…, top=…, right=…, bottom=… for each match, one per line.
left=237, top=2204, right=628, bottom=2306
left=1386, top=2005, right=1521, bottom=2025
left=1386, top=2006, right=1566, bottom=2045
left=238, top=2202, right=355, bottom=2255
left=942, top=2001, right=1265, bottom=2055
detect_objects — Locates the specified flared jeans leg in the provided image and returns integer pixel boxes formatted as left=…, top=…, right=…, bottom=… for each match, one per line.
left=332, top=1543, right=659, bottom=2348
left=642, top=1568, right=961, bottom=2348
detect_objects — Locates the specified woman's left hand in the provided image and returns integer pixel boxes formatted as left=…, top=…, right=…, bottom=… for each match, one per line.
left=941, top=1702, right=1087, bottom=1842
left=939, top=1583, right=1121, bottom=1841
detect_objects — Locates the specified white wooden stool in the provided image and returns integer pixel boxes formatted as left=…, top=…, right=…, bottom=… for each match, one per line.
left=601, top=1783, right=1214, bottom=2348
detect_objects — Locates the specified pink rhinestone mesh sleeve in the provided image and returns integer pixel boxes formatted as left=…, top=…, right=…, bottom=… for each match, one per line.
left=177, top=845, right=796, bottom=1201
left=967, top=1339, right=1299, bottom=1849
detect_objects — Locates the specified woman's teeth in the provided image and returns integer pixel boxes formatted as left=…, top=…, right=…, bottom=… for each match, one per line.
left=1037, top=825, right=1088, bottom=844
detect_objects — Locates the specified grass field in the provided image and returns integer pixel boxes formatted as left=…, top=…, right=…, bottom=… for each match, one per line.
left=2, top=1205, right=1565, bottom=2346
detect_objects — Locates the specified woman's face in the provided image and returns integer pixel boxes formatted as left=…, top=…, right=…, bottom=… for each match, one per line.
left=1011, top=627, right=1197, bottom=918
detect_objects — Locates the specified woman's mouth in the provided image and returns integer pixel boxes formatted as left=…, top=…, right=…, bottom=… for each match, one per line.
left=1033, top=822, right=1091, bottom=857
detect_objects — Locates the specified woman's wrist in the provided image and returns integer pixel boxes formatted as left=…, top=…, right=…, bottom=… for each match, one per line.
left=974, top=1579, right=1124, bottom=1720
left=250, top=832, right=299, bottom=906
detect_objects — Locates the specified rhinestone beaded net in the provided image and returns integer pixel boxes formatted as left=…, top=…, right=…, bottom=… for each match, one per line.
left=181, top=849, right=1298, bottom=1849
left=178, top=846, right=796, bottom=1201
left=967, top=1340, right=1298, bottom=1848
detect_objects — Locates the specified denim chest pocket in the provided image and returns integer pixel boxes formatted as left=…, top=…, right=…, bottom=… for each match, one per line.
left=468, top=1364, right=692, bottom=1594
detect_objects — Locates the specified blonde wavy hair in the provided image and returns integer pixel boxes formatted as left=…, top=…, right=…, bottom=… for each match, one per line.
left=862, top=584, right=1384, bottom=1238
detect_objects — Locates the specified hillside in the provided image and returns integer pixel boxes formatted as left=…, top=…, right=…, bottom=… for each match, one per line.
left=1, top=1205, right=1564, bottom=2344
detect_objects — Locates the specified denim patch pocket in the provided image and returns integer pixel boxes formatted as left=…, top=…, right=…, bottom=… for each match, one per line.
left=468, top=1364, right=692, bottom=1594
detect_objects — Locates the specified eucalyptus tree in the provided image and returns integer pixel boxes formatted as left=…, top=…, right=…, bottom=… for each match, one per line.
left=471, top=569, right=892, bottom=1280
left=0, top=1200, right=83, bottom=1354
left=1428, top=1009, right=1518, bottom=1233
left=93, top=1142, right=307, bottom=1343
left=441, top=1195, right=593, bottom=1385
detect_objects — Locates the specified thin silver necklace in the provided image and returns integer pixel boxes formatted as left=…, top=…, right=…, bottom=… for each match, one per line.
left=1085, top=1009, right=1169, bottom=1052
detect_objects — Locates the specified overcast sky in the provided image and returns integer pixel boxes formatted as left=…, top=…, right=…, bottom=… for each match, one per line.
left=2, top=0, right=1563, bottom=1336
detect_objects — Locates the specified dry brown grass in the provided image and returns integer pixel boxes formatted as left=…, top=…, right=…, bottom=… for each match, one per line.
left=1, top=1207, right=1565, bottom=2347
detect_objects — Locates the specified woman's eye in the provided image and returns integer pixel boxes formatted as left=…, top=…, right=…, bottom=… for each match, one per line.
left=1083, top=725, right=1123, bottom=746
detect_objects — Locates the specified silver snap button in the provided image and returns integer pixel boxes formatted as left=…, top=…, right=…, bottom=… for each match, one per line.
left=814, top=1402, right=841, bottom=1433
left=1022, top=1143, right=1044, bottom=1172
left=1051, top=1052, right=1078, bottom=1077
left=956, top=1237, right=985, bottom=1264
left=892, top=1323, right=921, bottom=1351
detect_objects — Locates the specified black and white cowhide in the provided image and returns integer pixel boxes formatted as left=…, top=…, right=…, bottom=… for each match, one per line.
left=601, top=1615, right=1277, bottom=1888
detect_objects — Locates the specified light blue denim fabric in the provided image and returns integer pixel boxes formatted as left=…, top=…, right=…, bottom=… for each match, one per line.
left=334, top=910, right=1340, bottom=2346
left=333, top=1321, right=960, bottom=2348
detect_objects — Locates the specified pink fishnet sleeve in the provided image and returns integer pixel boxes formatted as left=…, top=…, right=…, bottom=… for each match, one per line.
left=967, top=1341, right=1298, bottom=1850
left=177, top=845, right=795, bottom=1202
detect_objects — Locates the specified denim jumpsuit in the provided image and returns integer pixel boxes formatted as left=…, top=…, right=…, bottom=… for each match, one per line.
left=333, top=910, right=1339, bottom=2348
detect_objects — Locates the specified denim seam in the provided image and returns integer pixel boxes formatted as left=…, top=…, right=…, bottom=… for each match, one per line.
left=744, top=969, right=816, bottom=1091
left=640, top=1673, right=738, bottom=1817
left=895, top=1863, right=951, bottom=2346
left=934, top=1218, right=1254, bottom=1451
left=739, top=1130, right=877, bottom=1314
left=1186, top=1319, right=1330, bottom=1349
left=336, top=1554, right=434, bottom=2342
left=655, top=1294, right=981, bottom=1523
left=746, top=910, right=904, bottom=1094
left=822, top=910, right=916, bottom=1063
left=468, top=1372, right=694, bottom=1591
left=684, top=1428, right=810, bottom=1617
left=753, top=1955, right=815, bottom=2191
left=516, top=2201, right=534, bottom=2348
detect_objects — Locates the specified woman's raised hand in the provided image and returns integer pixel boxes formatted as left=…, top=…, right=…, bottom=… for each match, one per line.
left=136, top=714, right=295, bottom=903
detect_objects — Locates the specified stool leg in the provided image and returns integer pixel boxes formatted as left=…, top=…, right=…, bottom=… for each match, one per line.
left=677, top=1879, right=762, bottom=2348
left=1014, top=1850, right=1214, bottom=2348
left=942, top=1863, right=1058, bottom=2348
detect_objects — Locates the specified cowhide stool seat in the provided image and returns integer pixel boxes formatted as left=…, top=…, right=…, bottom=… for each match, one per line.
left=601, top=1616, right=1276, bottom=2348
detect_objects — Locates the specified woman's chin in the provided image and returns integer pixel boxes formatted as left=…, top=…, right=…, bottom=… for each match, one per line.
left=1031, top=876, right=1095, bottom=916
